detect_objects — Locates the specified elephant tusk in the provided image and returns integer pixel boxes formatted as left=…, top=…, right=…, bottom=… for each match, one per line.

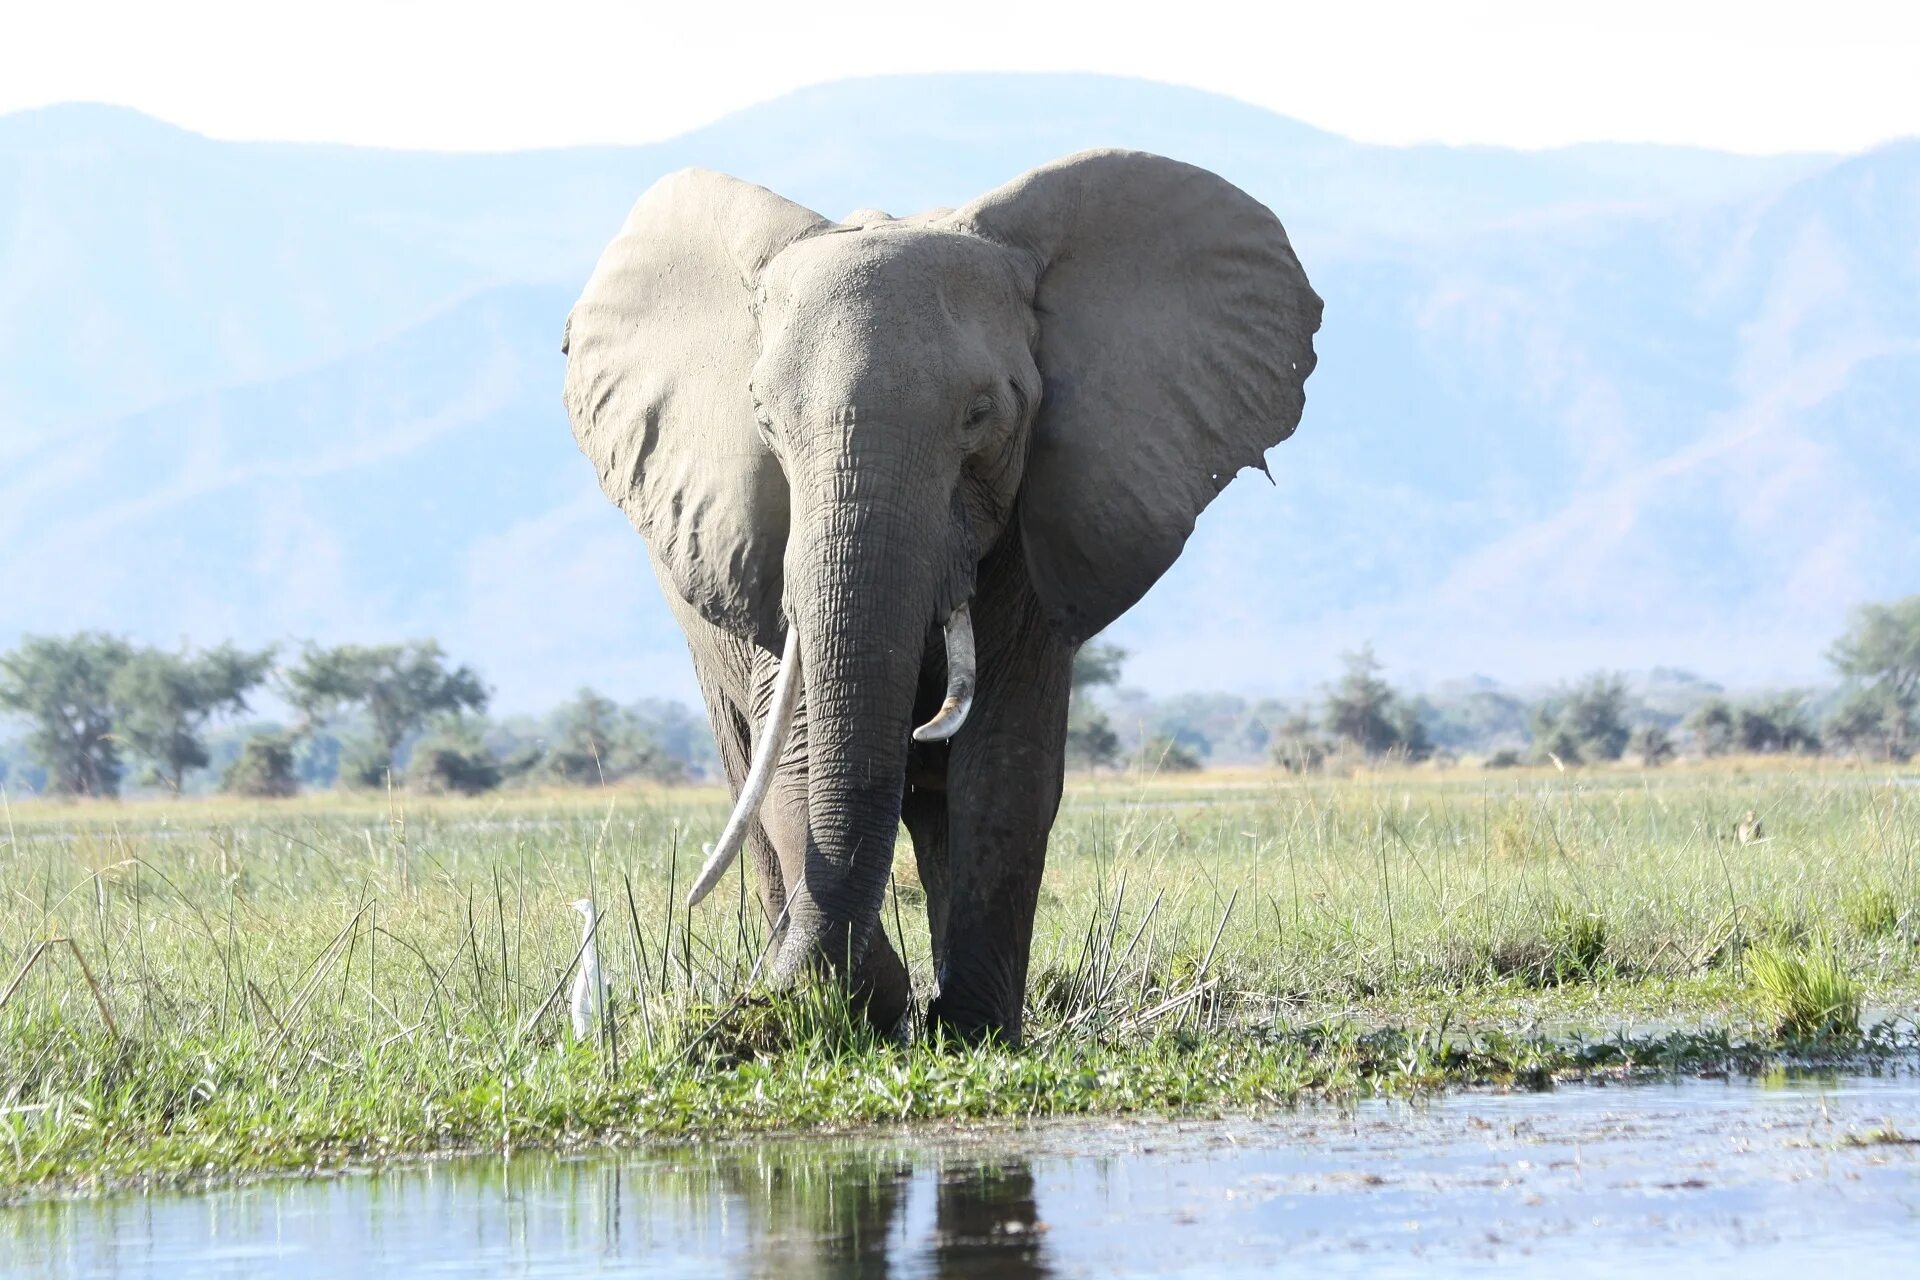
left=912, top=603, right=976, bottom=743
left=686, top=626, right=801, bottom=907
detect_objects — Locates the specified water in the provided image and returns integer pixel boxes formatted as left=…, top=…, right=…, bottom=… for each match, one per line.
left=7, top=1075, right=1919, bottom=1278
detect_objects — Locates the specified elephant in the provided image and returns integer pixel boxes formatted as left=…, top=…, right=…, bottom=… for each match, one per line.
left=562, top=148, right=1320, bottom=1044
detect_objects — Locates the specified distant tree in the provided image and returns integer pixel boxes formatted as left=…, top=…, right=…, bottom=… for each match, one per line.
left=1066, top=703, right=1122, bottom=770
left=1324, top=646, right=1398, bottom=756
left=630, top=699, right=717, bottom=777
left=220, top=732, right=299, bottom=798
left=545, top=688, right=684, bottom=785
left=1629, top=723, right=1676, bottom=767
left=284, top=641, right=488, bottom=781
left=294, top=730, right=346, bottom=789
left=1828, top=596, right=1920, bottom=759
left=1324, top=646, right=1429, bottom=760
left=1685, top=696, right=1737, bottom=756
left=1269, top=710, right=1330, bottom=773
left=1533, top=673, right=1631, bottom=764
left=1072, top=642, right=1128, bottom=693
left=1389, top=699, right=1433, bottom=763
left=410, top=719, right=503, bottom=796
left=412, top=744, right=502, bottom=795
left=1562, top=673, right=1632, bottom=761
left=547, top=688, right=625, bottom=784
left=1732, top=694, right=1819, bottom=755
left=498, top=742, right=547, bottom=783
left=1824, top=684, right=1907, bottom=760
left=111, top=643, right=274, bottom=793
left=1421, top=687, right=1532, bottom=753
left=339, top=739, right=394, bottom=789
left=1066, top=641, right=1127, bottom=770
left=1136, top=733, right=1202, bottom=773
left=1531, top=715, right=1585, bottom=767
left=0, top=633, right=133, bottom=796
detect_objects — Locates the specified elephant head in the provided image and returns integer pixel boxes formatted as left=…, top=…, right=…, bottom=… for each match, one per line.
left=563, top=150, right=1320, bottom=989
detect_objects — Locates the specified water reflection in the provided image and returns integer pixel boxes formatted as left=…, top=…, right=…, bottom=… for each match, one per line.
left=931, top=1164, right=1049, bottom=1278
left=712, top=1147, right=1050, bottom=1279
left=9, top=1075, right=1920, bottom=1279
left=3, top=1140, right=1056, bottom=1279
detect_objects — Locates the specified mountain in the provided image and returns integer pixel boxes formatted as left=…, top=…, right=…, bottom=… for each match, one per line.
left=1, top=75, right=1912, bottom=708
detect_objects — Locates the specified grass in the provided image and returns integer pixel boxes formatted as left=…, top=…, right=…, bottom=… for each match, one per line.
left=2, top=759, right=1919, bottom=1195
left=1749, top=940, right=1863, bottom=1037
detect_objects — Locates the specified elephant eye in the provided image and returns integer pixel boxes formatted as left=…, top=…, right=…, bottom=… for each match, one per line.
left=963, top=396, right=996, bottom=429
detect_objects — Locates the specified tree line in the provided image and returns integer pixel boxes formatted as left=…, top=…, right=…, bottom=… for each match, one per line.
left=1067, top=595, right=1920, bottom=772
left=0, top=638, right=708, bottom=799
left=5, top=595, right=1914, bottom=797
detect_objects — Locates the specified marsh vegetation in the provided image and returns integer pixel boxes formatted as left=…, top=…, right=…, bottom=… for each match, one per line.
left=2, top=760, right=1917, bottom=1193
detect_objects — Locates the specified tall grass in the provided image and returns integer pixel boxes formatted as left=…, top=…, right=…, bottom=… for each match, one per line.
left=1, top=761, right=1916, bottom=1188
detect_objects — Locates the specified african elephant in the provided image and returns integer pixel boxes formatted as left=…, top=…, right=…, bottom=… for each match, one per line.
left=562, top=149, right=1320, bottom=1044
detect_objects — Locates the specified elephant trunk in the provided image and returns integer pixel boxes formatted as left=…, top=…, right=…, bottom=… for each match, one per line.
left=772, top=463, right=942, bottom=984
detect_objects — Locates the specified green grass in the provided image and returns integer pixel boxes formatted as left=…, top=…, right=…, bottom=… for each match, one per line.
left=1749, top=940, right=1864, bottom=1037
left=3, top=760, right=1919, bottom=1195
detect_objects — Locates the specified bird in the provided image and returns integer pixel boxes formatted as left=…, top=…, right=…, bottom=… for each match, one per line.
left=568, top=898, right=605, bottom=1041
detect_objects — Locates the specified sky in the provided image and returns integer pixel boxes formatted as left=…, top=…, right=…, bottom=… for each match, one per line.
left=5, top=0, right=1918, bottom=155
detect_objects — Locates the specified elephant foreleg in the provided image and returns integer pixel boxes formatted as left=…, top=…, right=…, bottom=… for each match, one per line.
left=930, top=544, right=1073, bottom=1045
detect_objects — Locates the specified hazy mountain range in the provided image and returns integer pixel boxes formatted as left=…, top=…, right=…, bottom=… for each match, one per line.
left=3, top=74, right=1915, bottom=709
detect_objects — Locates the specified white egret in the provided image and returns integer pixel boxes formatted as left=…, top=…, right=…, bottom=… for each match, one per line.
left=568, top=898, right=605, bottom=1041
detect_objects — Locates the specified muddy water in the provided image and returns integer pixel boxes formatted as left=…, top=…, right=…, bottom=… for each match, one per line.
left=6, top=1074, right=1919, bottom=1278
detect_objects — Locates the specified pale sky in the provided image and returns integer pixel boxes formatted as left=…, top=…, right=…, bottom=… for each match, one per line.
left=4, top=0, right=1918, bottom=155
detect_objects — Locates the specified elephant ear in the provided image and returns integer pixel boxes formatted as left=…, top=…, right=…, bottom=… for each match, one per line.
left=563, top=169, right=828, bottom=648
left=954, top=150, right=1322, bottom=644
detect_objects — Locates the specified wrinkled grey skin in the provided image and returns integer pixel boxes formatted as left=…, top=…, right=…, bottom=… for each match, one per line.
left=564, top=150, right=1320, bottom=1043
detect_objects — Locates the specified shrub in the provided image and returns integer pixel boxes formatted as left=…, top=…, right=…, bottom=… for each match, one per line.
left=219, top=733, right=298, bottom=798
left=411, top=744, right=502, bottom=795
left=498, top=744, right=546, bottom=783
left=1065, top=704, right=1122, bottom=770
left=1269, top=712, right=1330, bottom=773
left=1532, top=723, right=1583, bottom=767
left=1135, top=734, right=1202, bottom=773
left=340, top=740, right=392, bottom=789
left=1629, top=723, right=1675, bottom=766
